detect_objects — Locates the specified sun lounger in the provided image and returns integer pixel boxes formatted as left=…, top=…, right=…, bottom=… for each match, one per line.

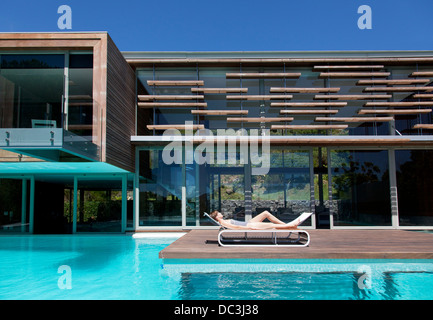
left=204, top=212, right=310, bottom=247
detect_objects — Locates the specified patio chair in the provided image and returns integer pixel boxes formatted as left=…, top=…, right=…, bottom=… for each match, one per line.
left=203, top=212, right=310, bottom=247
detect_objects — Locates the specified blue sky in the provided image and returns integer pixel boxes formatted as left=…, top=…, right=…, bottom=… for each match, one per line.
left=0, top=0, right=432, bottom=52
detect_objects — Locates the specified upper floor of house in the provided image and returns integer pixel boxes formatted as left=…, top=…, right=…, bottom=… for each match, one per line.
left=126, top=50, right=433, bottom=137
left=0, top=32, right=136, bottom=171
left=1, top=32, right=433, bottom=170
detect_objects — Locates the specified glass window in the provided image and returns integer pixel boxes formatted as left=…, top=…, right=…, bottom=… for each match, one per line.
left=395, top=150, right=433, bottom=226
left=390, top=66, right=433, bottom=136
left=137, top=67, right=198, bottom=135
left=67, top=53, right=94, bottom=138
left=1, top=54, right=64, bottom=69
left=197, top=67, right=240, bottom=133
left=0, top=54, right=65, bottom=129
left=328, top=77, right=390, bottom=136
left=69, top=54, right=93, bottom=69
left=284, top=68, right=328, bottom=136
left=330, top=150, right=391, bottom=226
left=136, top=63, right=433, bottom=137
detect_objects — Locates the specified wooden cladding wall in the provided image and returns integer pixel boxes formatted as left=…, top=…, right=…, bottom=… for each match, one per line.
left=105, top=35, right=136, bottom=172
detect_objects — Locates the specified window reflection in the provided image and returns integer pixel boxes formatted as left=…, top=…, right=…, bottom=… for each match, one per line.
left=396, top=150, right=433, bottom=226
left=251, top=149, right=311, bottom=224
left=331, top=150, right=391, bottom=226
left=139, top=149, right=183, bottom=226
left=67, top=54, right=94, bottom=138
left=0, top=54, right=64, bottom=129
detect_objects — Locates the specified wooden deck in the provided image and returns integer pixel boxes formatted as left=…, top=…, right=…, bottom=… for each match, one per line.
left=159, top=229, right=433, bottom=260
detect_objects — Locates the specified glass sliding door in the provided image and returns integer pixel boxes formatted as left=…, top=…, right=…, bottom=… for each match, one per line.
left=0, top=178, right=28, bottom=233
left=330, top=150, right=391, bottom=227
left=138, top=149, right=183, bottom=227
left=137, top=146, right=315, bottom=228
left=251, top=149, right=312, bottom=225
left=186, top=146, right=245, bottom=226
left=66, top=53, right=98, bottom=147
left=34, top=180, right=73, bottom=234
left=314, top=147, right=330, bottom=228
left=184, top=147, right=311, bottom=227
left=188, top=165, right=245, bottom=226
left=395, top=150, right=433, bottom=226
left=76, top=178, right=123, bottom=232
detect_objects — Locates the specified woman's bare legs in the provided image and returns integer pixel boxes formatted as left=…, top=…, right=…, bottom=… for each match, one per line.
left=249, top=210, right=285, bottom=224
left=247, top=213, right=303, bottom=230
left=247, top=222, right=299, bottom=230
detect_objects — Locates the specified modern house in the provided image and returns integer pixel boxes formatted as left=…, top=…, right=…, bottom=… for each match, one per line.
left=1, top=32, right=433, bottom=234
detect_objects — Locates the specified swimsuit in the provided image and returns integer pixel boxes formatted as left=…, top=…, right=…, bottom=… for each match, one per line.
left=230, top=219, right=248, bottom=227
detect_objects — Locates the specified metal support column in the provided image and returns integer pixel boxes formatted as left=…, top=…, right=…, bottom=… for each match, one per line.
left=121, top=174, right=127, bottom=232
left=73, top=176, right=78, bottom=233
left=327, top=148, right=334, bottom=228
left=309, top=149, right=316, bottom=229
left=134, top=147, right=140, bottom=230
left=388, top=148, right=399, bottom=228
left=29, top=176, right=35, bottom=234
left=63, top=52, right=70, bottom=130
left=21, top=179, right=27, bottom=233
left=244, top=152, right=252, bottom=221
left=181, top=148, right=187, bottom=227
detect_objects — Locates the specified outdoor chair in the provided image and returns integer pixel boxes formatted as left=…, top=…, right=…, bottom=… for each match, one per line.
left=203, top=212, right=310, bottom=247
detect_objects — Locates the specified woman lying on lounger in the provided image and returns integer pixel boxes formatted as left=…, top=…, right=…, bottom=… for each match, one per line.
left=209, top=210, right=313, bottom=230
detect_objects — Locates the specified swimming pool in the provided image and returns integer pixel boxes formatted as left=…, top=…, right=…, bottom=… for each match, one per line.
left=0, top=235, right=433, bottom=300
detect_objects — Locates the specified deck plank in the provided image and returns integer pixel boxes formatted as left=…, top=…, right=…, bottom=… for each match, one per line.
left=159, top=229, right=433, bottom=260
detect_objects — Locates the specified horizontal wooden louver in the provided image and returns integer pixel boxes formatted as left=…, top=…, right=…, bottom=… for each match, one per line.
left=410, top=72, right=433, bottom=77
left=365, top=101, right=433, bottom=107
left=313, top=65, right=384, bottom=70
left=315, top=94, right=391, bottom=100
left=364, top=87, right=433, bottom=92
left=280, top=110, right=339, bottom=114
left=226, top=73, right=301, bottom=79
left=315, top=117, right=394, bottom=122
left=227, top=117, right=294, bottom=123
left=357, top=79, right=431, bottom=85
left=270, top=87, right=340, bottom=93
left=191, top=110, right=248, bottom=115
left=271, top=102, right=347, bottom=107
left=138, top=95, right=204, bottom=100
left=358, top=109, right=432, bottom=115
left=227, top=95, right=292, bottom=100
left=147, top=124, right=204, bottom=130
left=271, top=124, right=348, bottom=130
left=191, top=88, right=248, bottom=93
left=138, top=102, right=208, bottom=108
left=319, top=72, right=391, bottom=78
left=147, top=80, right=204, bottom=86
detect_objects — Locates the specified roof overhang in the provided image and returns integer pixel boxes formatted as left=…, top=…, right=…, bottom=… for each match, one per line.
left=131, top=135, right=433, bottom=147
left=0, top=161, right=130, bottom=176
left=123, top=50, right=433, bottom=68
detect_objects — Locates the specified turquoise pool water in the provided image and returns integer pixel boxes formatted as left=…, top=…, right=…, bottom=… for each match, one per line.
left=1, top=235, right=433, bottom=300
